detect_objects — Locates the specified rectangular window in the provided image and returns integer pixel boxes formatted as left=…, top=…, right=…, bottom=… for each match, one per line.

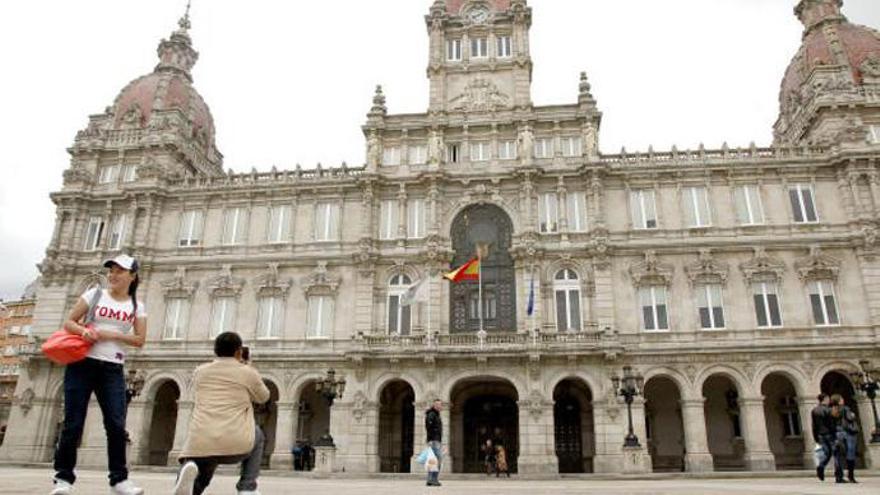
left=468, top=291, right=497, bottom=320
left=734, top=185, right=765, bottom=225
left=534, top=138, right=553, bottom=158
left=809, top=280, right=840, bottom=326
left=211, top=297, right=237, bottom=337
left=498, top=140, right=517, bottom=160
left=257, top=295, right=283, bottom=339
left=379, top=200, right=399, bottom=240
left=387, top=294, right=411, bottom=335
left=497, top=35, right=512, bottom=58
left=697, top=284, right=725, bottom=329
left=555, top=288, right=582, bottom=332
left=98, top=165, right=119, bottom=184
left=446, top=39, right=462, bottom=61
left=870, top=125, right=880, bottom=144
left=408, top=145, right=427, bottom=165
left=561, top=137, right=582, bottom=157
left=307, top=296, right=333, bottom=338
left=789, top=184, right=818, bottom=223
left=470, top=141, right=490, bottom=162
left=446, top=143, right=460, bottom=163
left=470, top=37, right=488, bottom=58
left=640, top=286, right=669, bottom=331
left=83, top=216, right=105, bottom=251
left=538, top=193, right=559, bottom=233
left=684, top=186, right=712, bottom=228
left=108, top=214, right=127, bottom=250
left=630, top=190, right=658, bottom=229
left=222, top=207, right=247, bottom=246
left=267, top=205, right=290, bottom=243
left=407, top=198, right=426, bottom=239
left=163, top=298, right=190, bottom=340
left=566, top=192, right=588, bottom=232
left=121, top=164, right=137, bottom=183
left=383, top=146, right=401, bottom=166
left=781, top=396, right=803, bottom=437
left=178, top=210, right=203, bottom=247
left=753, top=282, right=783, bottom=328
left=314, top=202, right=340, bottom=241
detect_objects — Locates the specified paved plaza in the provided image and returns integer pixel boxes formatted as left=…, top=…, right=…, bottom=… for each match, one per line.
left=2, top=467, right=879, bottom=495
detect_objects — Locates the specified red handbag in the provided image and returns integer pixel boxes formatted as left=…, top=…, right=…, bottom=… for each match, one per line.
left=41, top=287, right=102, bottom=365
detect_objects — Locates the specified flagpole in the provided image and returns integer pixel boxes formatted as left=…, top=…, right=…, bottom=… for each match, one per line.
left=478, top=250, right=484, bottom=333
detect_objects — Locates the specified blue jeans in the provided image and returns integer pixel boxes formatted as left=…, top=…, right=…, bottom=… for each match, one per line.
left=427, top=440, right=442, bottom=482
left=179, top=426, right=264, bottom=495
left=845, top=432, right=858, bottom=462
left=53, top=358, right=128, bottom=486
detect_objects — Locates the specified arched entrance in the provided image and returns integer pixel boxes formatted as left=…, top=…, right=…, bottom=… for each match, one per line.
left=450, top=378, right=519, bottom=473
left=378, top=380, right=415, bottom=473
left=147, top=380, right=179, bottom=466
left=295, top=380, right=331, bottom=468
left=450, top=204, right=516, bottom=333
left=553, top=378, right=594, bottom=473
left=821, top=371, right=866, bottom=468
left=761, top=373, right=804, bottom=469
left=256, top=380, right=279, bottom=467
left=644, top=376, right=685, bottom=472
left=702, top=375, right=745, bottom=471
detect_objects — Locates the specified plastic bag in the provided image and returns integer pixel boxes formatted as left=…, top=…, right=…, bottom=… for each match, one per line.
left=813, top=443, right=826, bottom=467
left=415, top=446, right=433, bottom=465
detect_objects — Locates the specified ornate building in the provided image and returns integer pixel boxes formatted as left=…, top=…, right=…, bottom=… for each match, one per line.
left=1, top=0, right=880, bottom=475
left=0, top=280, right=38, bottom=441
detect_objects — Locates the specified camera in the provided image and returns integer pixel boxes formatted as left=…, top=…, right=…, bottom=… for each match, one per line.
left=241, top=346, right=250, bottom=362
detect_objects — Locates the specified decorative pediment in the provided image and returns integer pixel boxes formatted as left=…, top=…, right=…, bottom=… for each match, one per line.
left=794, top=246, right=841, bottom=282
left=685, top=249, right=729, bottom=286
left=449, top=78, right=511, bottom=112
left=628, top=250, right=673, bottom=287
left=206, top=265, right=245, bottom=296
left=303, top=261, right=340, bottom=296
left=860, top=54, right=880, bottom=80
left=739, top=247, right=785, bottom=283
left=62, top=167, right=93, bottom=186
left=254, top=263, right=291, bottom=296
left=120, top=103, right=145, bottom=127
left=162, top=266, right=198, bottom=298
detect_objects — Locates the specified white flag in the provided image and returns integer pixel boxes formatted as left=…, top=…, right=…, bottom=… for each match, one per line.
left=401, top=278, right=429, bottom=307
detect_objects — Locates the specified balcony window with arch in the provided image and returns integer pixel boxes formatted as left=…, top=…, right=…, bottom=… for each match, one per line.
left=387, top=274, right=412, bottom=335
left=554, top=269, right=582, bottom=332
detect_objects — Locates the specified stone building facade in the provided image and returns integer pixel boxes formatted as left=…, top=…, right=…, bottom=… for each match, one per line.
left=0, top=281, right=38, bottom=442
left=1, top=0, right=880, bottom=475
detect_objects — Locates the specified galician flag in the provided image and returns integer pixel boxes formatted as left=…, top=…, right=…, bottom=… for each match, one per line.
left=443, top=257, right=480, bottom=282
left=400, top=277, right=429, bottom=307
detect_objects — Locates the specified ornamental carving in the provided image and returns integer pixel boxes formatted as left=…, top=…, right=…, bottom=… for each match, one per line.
left=161, top=266, right=198, bottom=297
left=121, top=103, right=145, bottom=127
left=861, top=55, right=880, bottom=80
left=628, top=250, right=674, bottom=287
left=794, top=246, right=841, bottom=282
left=254, top=263, right=292, bottom=296
left=303, top=261, right=340, bottom=296
left=135, top=157, right=165, bottom=180
left=523, top=389, right=548, bottom=421
left=739, top=247, right=785, bottom=283
left=17, top=388, right=35, bottom=415
left=685, top=249, right=728, bottom=286
left=62, top=167, right=93, bottom=186
left=206, top=265, right=245, bottom=296
left=449, top=79, right=511, bottom=112
left=351, top=391, right=369, bottom=422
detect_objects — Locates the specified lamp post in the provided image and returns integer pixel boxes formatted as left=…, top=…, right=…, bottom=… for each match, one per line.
left=850, top=360, right=880, bottom=443
left=611, top=365, right=644, bottom=448
left=123, top=368, right=145, bottom=444
left=314, top=369, right=346, bottom=447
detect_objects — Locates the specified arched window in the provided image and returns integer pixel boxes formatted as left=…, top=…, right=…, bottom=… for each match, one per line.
left=388, top=274, right=412, bottom=335
left=554, top=269, right=582, bottom=332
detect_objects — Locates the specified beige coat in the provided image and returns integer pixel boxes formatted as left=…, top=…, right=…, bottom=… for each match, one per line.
left=180, top=358, right=271, bottom=458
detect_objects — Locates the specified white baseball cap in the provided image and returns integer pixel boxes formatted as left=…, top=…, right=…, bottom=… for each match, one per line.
left=103, top=254, right=139, bottom=272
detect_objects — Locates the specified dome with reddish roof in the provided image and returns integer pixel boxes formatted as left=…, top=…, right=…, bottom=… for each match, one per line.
left=110, top=14, right=216, bottom=151
left=779, top=0, right=880, bottom=116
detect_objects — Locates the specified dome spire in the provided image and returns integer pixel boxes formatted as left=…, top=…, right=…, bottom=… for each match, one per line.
left=795, top=0, right=846, bottom=35
left=178, top=0, right=192, bottom=33
left=155, top=0, right=199, bottom=82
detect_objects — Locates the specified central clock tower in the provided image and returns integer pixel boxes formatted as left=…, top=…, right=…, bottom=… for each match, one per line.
left=426, top=0, right=533, bottom=113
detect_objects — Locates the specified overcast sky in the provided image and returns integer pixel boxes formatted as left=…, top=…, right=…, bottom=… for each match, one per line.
left=0, top=0, right=878, bottom=301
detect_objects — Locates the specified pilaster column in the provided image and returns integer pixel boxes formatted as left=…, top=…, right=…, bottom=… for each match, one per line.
left=167, top=400, right=193, bottom=465
left=440, top=404, right=452, bottom=473
left=270, top=401, right=296, bottom=469
left=516, top=397, right=558, bottom=474
left=797, top=397, right=817, bottom=469
left=126, top=397, right=149, bottom=466
left=680, top=399, right=714, bottom=472
left=856, top=396, right=880, bottom=469
left=739, top=397, right=776, bottom=471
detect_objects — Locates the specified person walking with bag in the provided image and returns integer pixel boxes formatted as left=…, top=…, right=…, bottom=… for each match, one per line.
left=424, top=399, right=443, bottom=487
left=838, top=396, right=860, bottom=483
left=51, top=255, right=146, bottom=495
left=811, top=393, right=834, bottom=481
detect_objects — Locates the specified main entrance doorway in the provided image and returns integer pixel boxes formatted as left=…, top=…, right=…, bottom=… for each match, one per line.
left=450, top=378, right=519, bottom=473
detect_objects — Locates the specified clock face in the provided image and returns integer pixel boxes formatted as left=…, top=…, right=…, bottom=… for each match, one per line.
left=468, top=8, right=489, bottom=24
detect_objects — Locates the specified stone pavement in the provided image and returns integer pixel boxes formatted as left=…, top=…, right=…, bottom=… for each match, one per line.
left=4, top=467, right=879, bottom=494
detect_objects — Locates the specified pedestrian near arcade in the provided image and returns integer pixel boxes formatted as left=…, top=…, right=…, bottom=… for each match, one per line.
left=425, top=399, right=443, bottom=487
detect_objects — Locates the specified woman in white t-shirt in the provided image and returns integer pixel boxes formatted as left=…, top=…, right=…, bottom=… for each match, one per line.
left=50, top=254, right=147, bottom=495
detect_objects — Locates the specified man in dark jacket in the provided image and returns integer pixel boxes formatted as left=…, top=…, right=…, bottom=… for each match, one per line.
left=811, top=393, right=834, bottom=481
left=424, top=399, right=443, bottom=487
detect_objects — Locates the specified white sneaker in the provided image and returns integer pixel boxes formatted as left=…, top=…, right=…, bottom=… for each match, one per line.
left=50, top=479, right=73, bottom=495
left=109, top=479, right=144, bottom=495
left=173, top=461, right=199, bottom=495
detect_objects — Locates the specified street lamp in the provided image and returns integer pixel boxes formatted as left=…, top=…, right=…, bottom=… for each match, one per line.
left=314, top=369, right=346, bottom=447
left=125, top=368, right=146, bottom=408
left=850, top=360, right=880, bottom=443
left=611, top=365, right=644, bottom=448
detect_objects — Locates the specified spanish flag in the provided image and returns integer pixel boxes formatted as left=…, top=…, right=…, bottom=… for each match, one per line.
left=443, top=257, right=480, bottom=282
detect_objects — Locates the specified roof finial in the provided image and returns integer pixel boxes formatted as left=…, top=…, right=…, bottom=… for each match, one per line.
left=178, top=0, right=192, bottom=32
